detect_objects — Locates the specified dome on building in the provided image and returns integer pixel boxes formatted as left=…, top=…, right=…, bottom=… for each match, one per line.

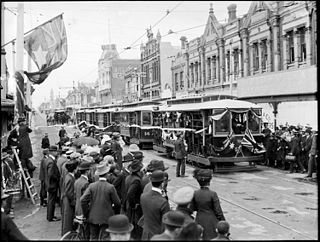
left=100, top=44, right=120, bottom=60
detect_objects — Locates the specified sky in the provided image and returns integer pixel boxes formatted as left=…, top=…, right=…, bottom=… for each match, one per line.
left=3, top=1, right=252, bottom=108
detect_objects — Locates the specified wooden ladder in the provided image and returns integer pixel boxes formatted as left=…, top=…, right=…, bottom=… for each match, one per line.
left=11, top=147, right=39, bottom=204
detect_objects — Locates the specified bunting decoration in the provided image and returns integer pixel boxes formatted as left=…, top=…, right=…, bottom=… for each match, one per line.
left=240, top=128, right=264, bottom=153
left=15, top=71, right=25, bottom=118
left=24, top=14, right=68, bottom=84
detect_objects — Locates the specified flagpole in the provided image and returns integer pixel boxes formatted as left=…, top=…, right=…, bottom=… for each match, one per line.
left=16, top=3, right=24, bottom=120
left=1, top=12, right=64, bottom=48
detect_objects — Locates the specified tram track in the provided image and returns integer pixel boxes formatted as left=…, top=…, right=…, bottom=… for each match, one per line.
left=150, top=150, right=317, bottom=240
left=172, top=177, right=316, bottom=240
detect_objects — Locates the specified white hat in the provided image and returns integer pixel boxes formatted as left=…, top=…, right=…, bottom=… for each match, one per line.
left=95, top=162, right=110, bottom=176
left=173, top=186, right=194, bottom=205
left=128, top=144, right=140, bottom=153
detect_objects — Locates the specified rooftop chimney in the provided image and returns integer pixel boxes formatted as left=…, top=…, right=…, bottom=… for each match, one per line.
left=227, top=4, right=237, bottom=23
left=180, top=36, right=187, bottom=49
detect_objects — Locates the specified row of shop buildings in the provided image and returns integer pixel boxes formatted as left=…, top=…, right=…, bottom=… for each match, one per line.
left=39, top=1, right=317, bottom=129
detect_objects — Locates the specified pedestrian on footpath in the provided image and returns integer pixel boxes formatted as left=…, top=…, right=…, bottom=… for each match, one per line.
left=61, top=159, right=78, bottom=236
left=59, top=126, right=67, bottom=140
left=46, top=145, right=61, bottom=222
left=1, top=188, right=29, bottom=241
left=106, top=214, right=133, bottom=241
left=41, top=133, right=50, bottom=150
left=173, top=132, right=187, bottom=177
left=191, top=168, right=225, bottom=240
left=150, top=210, right=185, bottom=240
left=140, top=170, right=170, bottom=240
left=80, top=162, right=121, bottom=240
left=39, top=148, right=49, bottom=207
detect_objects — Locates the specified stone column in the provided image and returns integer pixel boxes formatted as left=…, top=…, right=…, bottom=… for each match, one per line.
left=216, top=55, right=220, bottom=83
left=249, top=43, right=254, bottom=76
left=217, top=39, right=225, bottom=83
left=282, top=34, right=288, bottom=70
left=267, top=39, right=272, bottom=72
left=230, top=49, right=234, bottom=82
left=258, top=40, right=263, bottom=74
left=293, top=28, right=299, bottom=68
left=272, top=16, right=280, bottom=71
left=305, top=26, right=311, bottom=65
left=241, top=30, right=249, bottom=77
left=210, top=56, right=214, bottom=84
left=225, top=51, right=229, bottom=83
left=238, top=49, right=243, bottom=78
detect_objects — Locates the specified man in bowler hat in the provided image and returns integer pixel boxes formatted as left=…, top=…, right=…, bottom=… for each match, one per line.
left=106, top=214, right=133, bottom=241
left=140, top=170, right=170, bottom=240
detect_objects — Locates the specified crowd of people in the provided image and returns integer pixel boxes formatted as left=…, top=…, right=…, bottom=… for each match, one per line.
left=261, top=123, right=318, bottom=178
left=36, top=127, right=230, bottom=240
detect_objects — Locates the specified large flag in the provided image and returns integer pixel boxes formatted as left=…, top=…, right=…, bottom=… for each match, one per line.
left=241, top=129, right=258, bottom=152
left=23, top=14, right=67, bottom=84
left=15, top=71, right=25, bottom=118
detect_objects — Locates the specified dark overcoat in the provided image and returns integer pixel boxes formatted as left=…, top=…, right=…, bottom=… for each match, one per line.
left=41, top=137, right=50, bottom=149
left=111, top=141, right=123, bottom=167
left=80, top=179, right=121, bottom=225
left=74, top=175, right=89, bottom=216
left=1, top=211, right=28, bottom=241
left=46, top=156, right=61, bottom=193
left=61, top=173, right=76, bottom=236
left=18, top=124, right=33, bottom=160
left=174, top=138, right=186, bottom=159
left=140, top=190, right=170, bottom=240
left=190, top=187, right=225, bottom=240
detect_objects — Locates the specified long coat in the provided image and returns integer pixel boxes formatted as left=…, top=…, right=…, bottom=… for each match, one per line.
left=80, top=179, right=121, bottom=225
left=174, top=138, right=187, bottom=159
left=61, top=173, right=76, bottom=236
left=18, top=124, right=33, bottom=160
left=190, top=187, right=225, bottom=240
left=140, top=190, right=170, bottom=240
left=74, top=175, right=89, bottom=216
left=46, top=156, right=60, bottom=193
left=41, top=137, right=50, bottom=149
left=111, top=141, right=123, bottom=168
left=1, top=211, right=28, bottom=241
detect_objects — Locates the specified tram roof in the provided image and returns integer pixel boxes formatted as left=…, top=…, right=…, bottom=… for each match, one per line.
left=158, top=99, right=261, bottom=111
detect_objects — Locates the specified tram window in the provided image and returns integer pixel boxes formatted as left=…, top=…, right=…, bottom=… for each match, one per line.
left=248, top=111, right=260, bottom=133
left=215, top=112, right=230, bottom=134
left=142, top=112, right=152, bottom=125
left=231, top=113, right=246, bottom=134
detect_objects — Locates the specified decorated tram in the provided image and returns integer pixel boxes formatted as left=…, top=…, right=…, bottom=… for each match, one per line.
left=152, top=96, right=265, bottom=172
left=75, top=95, right=265, bottom=172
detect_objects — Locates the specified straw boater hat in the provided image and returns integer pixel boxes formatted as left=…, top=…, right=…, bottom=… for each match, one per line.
left=162, top=211, right=185, bottom=228
left=128, top=144, right=140, bottom=153
left=106, top=215, right=133, bottom=233
left=173, top=186, right=194, bottom=205
left=95, top=162, right=110, bottom=176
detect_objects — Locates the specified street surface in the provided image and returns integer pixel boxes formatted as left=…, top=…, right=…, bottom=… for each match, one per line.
left=11, top=110, right=317, bottom=240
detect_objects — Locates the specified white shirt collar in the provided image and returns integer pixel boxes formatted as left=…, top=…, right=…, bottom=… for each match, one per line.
left=69, top=172, right=75, bottom=178
left=49, top=154, right=55, bottom=160
left=99, top=177, right=107, bottom=181
left=152, top=187, right=162, bottom=194
left=81, top=174, right=88, bottom=180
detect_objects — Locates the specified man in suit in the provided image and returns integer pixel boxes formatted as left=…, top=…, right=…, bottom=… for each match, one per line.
left=41, top=133, right=50, bottom=150
left=61, top=159, right=78, bottom=236
left=140, top=170, right=170, bottom=240
left=46, top=145, right=61, bottom=222
left=174, top=132, right=187, bottom=177
left=111, top=133, right=123, bottom=170
left=81, top=162, right=121, bottom=240
left=58, top=126, right=67, bottom=140
left=306, top=131, right=317, bottom=178
left=150, top=210, right=185, bottom=240
left=124, top=159, right=144, bottom=240
left=74, top=161, right=91, bottom=239
left=39, top=149, right=49, bottom=207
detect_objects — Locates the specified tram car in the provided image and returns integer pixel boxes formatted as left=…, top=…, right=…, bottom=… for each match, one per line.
left=112, top=101, right=162, bottom=148
left=152, top=96, right=265, bottom=172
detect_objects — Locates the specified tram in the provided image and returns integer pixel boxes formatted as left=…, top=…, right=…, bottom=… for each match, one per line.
left=112, top=101, right=162, bottom=148
left=152, top=96, right=265, bottom=172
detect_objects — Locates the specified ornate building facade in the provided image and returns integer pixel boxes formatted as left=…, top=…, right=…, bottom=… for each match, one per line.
left=140, top=29, right=179, bottom=100
left=98, top=44, right=140, bottom=105
left=124, top=65, right=142, bottom=103
left=172, top=1, right=317, bottom=129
